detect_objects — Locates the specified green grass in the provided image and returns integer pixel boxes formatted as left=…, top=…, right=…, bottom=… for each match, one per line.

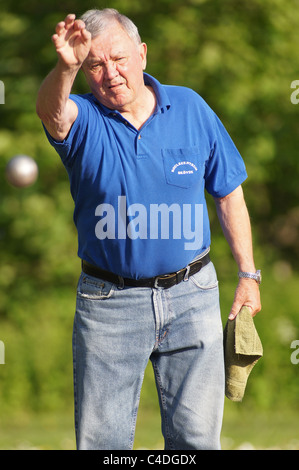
left=221, top=404, right=299, bottom=450
left=0, top=405, right=298, bottom=450
left=0, top=412, right=76, bottom=450
left=1, top=365, right=298, bottom=450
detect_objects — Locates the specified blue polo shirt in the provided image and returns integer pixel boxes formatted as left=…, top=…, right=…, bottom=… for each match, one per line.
left=43, top=73, right=247, bottom=279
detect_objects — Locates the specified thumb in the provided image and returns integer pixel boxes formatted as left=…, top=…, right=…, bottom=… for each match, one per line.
left=229, top=303, right=253, bottom=321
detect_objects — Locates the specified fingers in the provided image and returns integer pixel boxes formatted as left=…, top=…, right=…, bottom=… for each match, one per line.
left=54, top=14, right=74, bottom=36
left=50, top=13, right=91, bottom=66
left=229, top=303, right=253, bottom=321
left=229, top=304, right=261, bottom=321
left=228, top=279, right=261, bottom=320
left=52, top=14, right=87, bottom=42
left=64, top=13, right=77, bottom=28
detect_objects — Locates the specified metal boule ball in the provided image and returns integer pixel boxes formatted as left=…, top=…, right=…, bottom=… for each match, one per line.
left=5, top=155, right=39, bottom=188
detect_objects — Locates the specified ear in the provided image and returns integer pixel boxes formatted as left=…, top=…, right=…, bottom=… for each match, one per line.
left=139, top=42, right=147, bottom=70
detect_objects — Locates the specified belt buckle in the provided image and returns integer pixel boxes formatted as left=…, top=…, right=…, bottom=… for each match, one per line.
left=154, top=272, right=175, bottom=289
left=154, top=266, right=189, bottom=288
left=154, top=274, right=169, bottom=288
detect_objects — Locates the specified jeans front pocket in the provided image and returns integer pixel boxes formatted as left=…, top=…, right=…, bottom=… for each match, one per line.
left=190, top=262, right=219, bottom=290
left=77, top=273, right=114, bottom=300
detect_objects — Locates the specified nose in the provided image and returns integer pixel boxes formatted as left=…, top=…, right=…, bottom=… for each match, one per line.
left=104, top=61, right=119, bottom=81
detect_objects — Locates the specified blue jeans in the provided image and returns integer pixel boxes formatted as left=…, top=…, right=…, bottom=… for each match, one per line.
left=72, top=261, right=224, bottom=450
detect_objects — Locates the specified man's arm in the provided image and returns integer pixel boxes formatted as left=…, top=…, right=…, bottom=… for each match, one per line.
left=214, top=185, right=261, bottom=320
left=36, top=14, right=91, bottom=141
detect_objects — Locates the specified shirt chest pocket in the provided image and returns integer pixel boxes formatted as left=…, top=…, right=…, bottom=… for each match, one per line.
left=162, top=147, right=205, bottom=189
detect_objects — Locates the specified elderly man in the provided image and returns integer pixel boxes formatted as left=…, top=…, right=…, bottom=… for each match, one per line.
left=36, top=9, right=261, bottom=450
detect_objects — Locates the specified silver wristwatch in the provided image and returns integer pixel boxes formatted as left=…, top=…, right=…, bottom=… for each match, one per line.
left=238, top=270, right=262, bottom=284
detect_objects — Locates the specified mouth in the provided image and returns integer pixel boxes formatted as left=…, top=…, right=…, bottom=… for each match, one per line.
left=108, top=82, right=125, bottom=90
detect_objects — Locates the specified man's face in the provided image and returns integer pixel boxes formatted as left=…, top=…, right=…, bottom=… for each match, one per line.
left=82, top=22, right=147, bottom=112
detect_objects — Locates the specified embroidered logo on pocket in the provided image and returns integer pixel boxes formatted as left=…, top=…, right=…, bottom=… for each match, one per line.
left=162, top=148, right=203, bottom=189
left=171, top=161, right=198, bottom=175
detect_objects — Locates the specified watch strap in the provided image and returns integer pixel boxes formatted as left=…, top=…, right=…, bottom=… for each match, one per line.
left=238, top=270, right=261, bottom=284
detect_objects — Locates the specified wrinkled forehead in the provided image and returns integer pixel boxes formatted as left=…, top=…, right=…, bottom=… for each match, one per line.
left=86, top=26, right=139, bottom=64
left=92, top=22, right=136, bottom=49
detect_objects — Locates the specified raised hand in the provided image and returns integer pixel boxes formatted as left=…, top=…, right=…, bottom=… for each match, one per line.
left=52, top=14, right=91, bottom=67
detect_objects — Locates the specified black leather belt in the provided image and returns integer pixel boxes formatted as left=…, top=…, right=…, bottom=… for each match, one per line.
left=81, top=253, right=210, bottom=289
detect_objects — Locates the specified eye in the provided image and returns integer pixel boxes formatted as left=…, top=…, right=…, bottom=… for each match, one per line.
left=90, top=63, right=102, bottom=71
left=116, top=57, right=127, bottom=64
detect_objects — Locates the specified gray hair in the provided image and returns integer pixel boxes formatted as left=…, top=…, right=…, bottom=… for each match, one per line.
left=80, top=8, right=142, bottom=45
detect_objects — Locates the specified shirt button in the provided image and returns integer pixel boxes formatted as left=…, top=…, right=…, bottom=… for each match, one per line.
left=138, top=135, right=142, bottom=140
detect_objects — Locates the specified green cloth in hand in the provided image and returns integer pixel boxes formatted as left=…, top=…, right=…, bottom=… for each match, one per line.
left=224, top=306, right=263, bottom=402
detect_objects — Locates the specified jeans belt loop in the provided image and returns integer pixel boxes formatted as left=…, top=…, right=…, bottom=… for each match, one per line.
left=183, top=265, right=190, bottom=282
left=117, top=275, right=125, bottom=290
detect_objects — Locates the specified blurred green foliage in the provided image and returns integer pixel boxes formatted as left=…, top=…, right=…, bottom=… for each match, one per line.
left=1, top=0, right=299, bottom=435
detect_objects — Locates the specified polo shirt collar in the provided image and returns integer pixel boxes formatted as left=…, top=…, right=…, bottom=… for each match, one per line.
left=144, top=72, right=171, bottom=113
left=90, top=72, right=171, bottom=116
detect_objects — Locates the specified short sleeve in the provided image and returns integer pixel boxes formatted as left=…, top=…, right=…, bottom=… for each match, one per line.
left=42, top=94, right=89, bottom=168
left=204, top=112, right=247, bottom=198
